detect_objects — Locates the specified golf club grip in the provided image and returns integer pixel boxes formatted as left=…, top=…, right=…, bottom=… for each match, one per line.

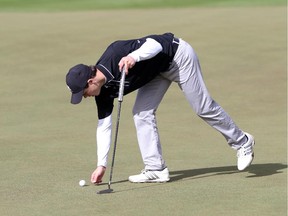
left=118, top=69, right=126, bottom=102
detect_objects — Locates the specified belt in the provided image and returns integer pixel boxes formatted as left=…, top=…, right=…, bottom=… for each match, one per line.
left=172, top=37, right=179, bottom=57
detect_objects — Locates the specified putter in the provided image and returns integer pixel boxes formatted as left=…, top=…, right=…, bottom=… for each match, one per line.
left=97, top=68, right=126, bottom=195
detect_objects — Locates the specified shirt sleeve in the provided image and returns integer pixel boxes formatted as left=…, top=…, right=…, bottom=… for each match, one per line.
left=128, top=38, right=163, bottom=62
left=96, top=114, right=112, bottom=167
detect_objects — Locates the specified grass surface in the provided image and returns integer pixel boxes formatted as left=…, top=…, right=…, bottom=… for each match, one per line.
left=0, top=0, right=286, bottom=11
left=0, top=2, right=287, bottom=216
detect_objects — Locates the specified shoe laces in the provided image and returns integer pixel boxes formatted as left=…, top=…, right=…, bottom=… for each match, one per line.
left=237, top=143, right=253, bottom=157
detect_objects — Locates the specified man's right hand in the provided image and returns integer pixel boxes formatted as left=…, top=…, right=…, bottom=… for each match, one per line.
left=118, top=56, right=135, bottom=74
left=91, top=166, right=106, bottom=184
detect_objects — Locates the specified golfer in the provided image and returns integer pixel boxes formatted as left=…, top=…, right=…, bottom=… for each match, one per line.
left=66, top=32, right=255, bottom=184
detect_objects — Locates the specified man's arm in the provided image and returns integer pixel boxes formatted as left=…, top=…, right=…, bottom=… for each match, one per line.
left=97, top=115, right=112, bottom=167
left=119, top=38, right=163, bottom=72
left=91, top=114, right=112, bottom=184
left=128, top=38, right=163, bottom=62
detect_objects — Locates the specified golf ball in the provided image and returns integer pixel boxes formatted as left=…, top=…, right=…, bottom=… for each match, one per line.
left=79, top=180, right=86, bottom=187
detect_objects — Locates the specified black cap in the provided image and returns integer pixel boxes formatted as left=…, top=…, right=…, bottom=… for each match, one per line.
left=66, top=64, right=92, bottom=104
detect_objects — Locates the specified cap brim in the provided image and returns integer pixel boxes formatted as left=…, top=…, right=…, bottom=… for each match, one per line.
left=71, top=90, right=84, bottom=104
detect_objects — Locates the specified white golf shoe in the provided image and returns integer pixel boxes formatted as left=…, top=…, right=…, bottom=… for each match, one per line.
left=128, top=167, right=170, bottom=183
left=237, top=132, right=255, bottom=171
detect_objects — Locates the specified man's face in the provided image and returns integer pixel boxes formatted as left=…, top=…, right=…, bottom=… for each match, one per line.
left=83, top=78, right=102, bottom=98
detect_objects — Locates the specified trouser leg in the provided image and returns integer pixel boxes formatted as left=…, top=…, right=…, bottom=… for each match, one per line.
left=165, top=39, right=247, bottom=149
left=133, top=76, right=171, bottom=170
left=180, top=73, right=246, bottom=149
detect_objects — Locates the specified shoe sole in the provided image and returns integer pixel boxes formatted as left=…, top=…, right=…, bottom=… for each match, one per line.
left=129, top=178, right=170, bottom=183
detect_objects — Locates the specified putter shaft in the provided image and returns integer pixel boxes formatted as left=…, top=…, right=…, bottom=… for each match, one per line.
left=106, top=69, right=126, bottom=190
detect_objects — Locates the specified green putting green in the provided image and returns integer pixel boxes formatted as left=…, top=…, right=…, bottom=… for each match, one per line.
left=0, top=0, right=286, bottom=215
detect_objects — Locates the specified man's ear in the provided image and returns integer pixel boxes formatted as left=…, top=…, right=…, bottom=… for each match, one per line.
left=87, top=78, right=94, bottom=86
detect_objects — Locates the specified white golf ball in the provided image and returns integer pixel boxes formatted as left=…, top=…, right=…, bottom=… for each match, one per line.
left=79, top=180, right=86, bottom=187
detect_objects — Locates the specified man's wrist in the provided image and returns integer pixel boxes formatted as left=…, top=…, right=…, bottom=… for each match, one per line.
left=97, top=165, right=106, bottom=169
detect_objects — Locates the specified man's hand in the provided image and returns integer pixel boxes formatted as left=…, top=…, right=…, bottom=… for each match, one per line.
left=118, top=56, right=136, bottom=74
left=91, top=166, right=106, bottom=184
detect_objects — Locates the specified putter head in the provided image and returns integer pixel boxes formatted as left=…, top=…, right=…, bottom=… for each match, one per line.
left=96, top=188, right=113, bottom=194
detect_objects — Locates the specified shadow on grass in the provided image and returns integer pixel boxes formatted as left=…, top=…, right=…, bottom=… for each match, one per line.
left=105, top=163, right=286, bottom=194
left=110, top=163, right=287, bottom=185
left=169, top=163, right=287, bottom=182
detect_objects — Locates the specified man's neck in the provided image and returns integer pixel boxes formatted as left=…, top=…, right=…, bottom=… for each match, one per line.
left=96, top=69, right=107, bottom=85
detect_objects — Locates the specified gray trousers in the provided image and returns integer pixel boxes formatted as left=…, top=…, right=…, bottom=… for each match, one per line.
left=132, top=39, right=246, bottom=170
